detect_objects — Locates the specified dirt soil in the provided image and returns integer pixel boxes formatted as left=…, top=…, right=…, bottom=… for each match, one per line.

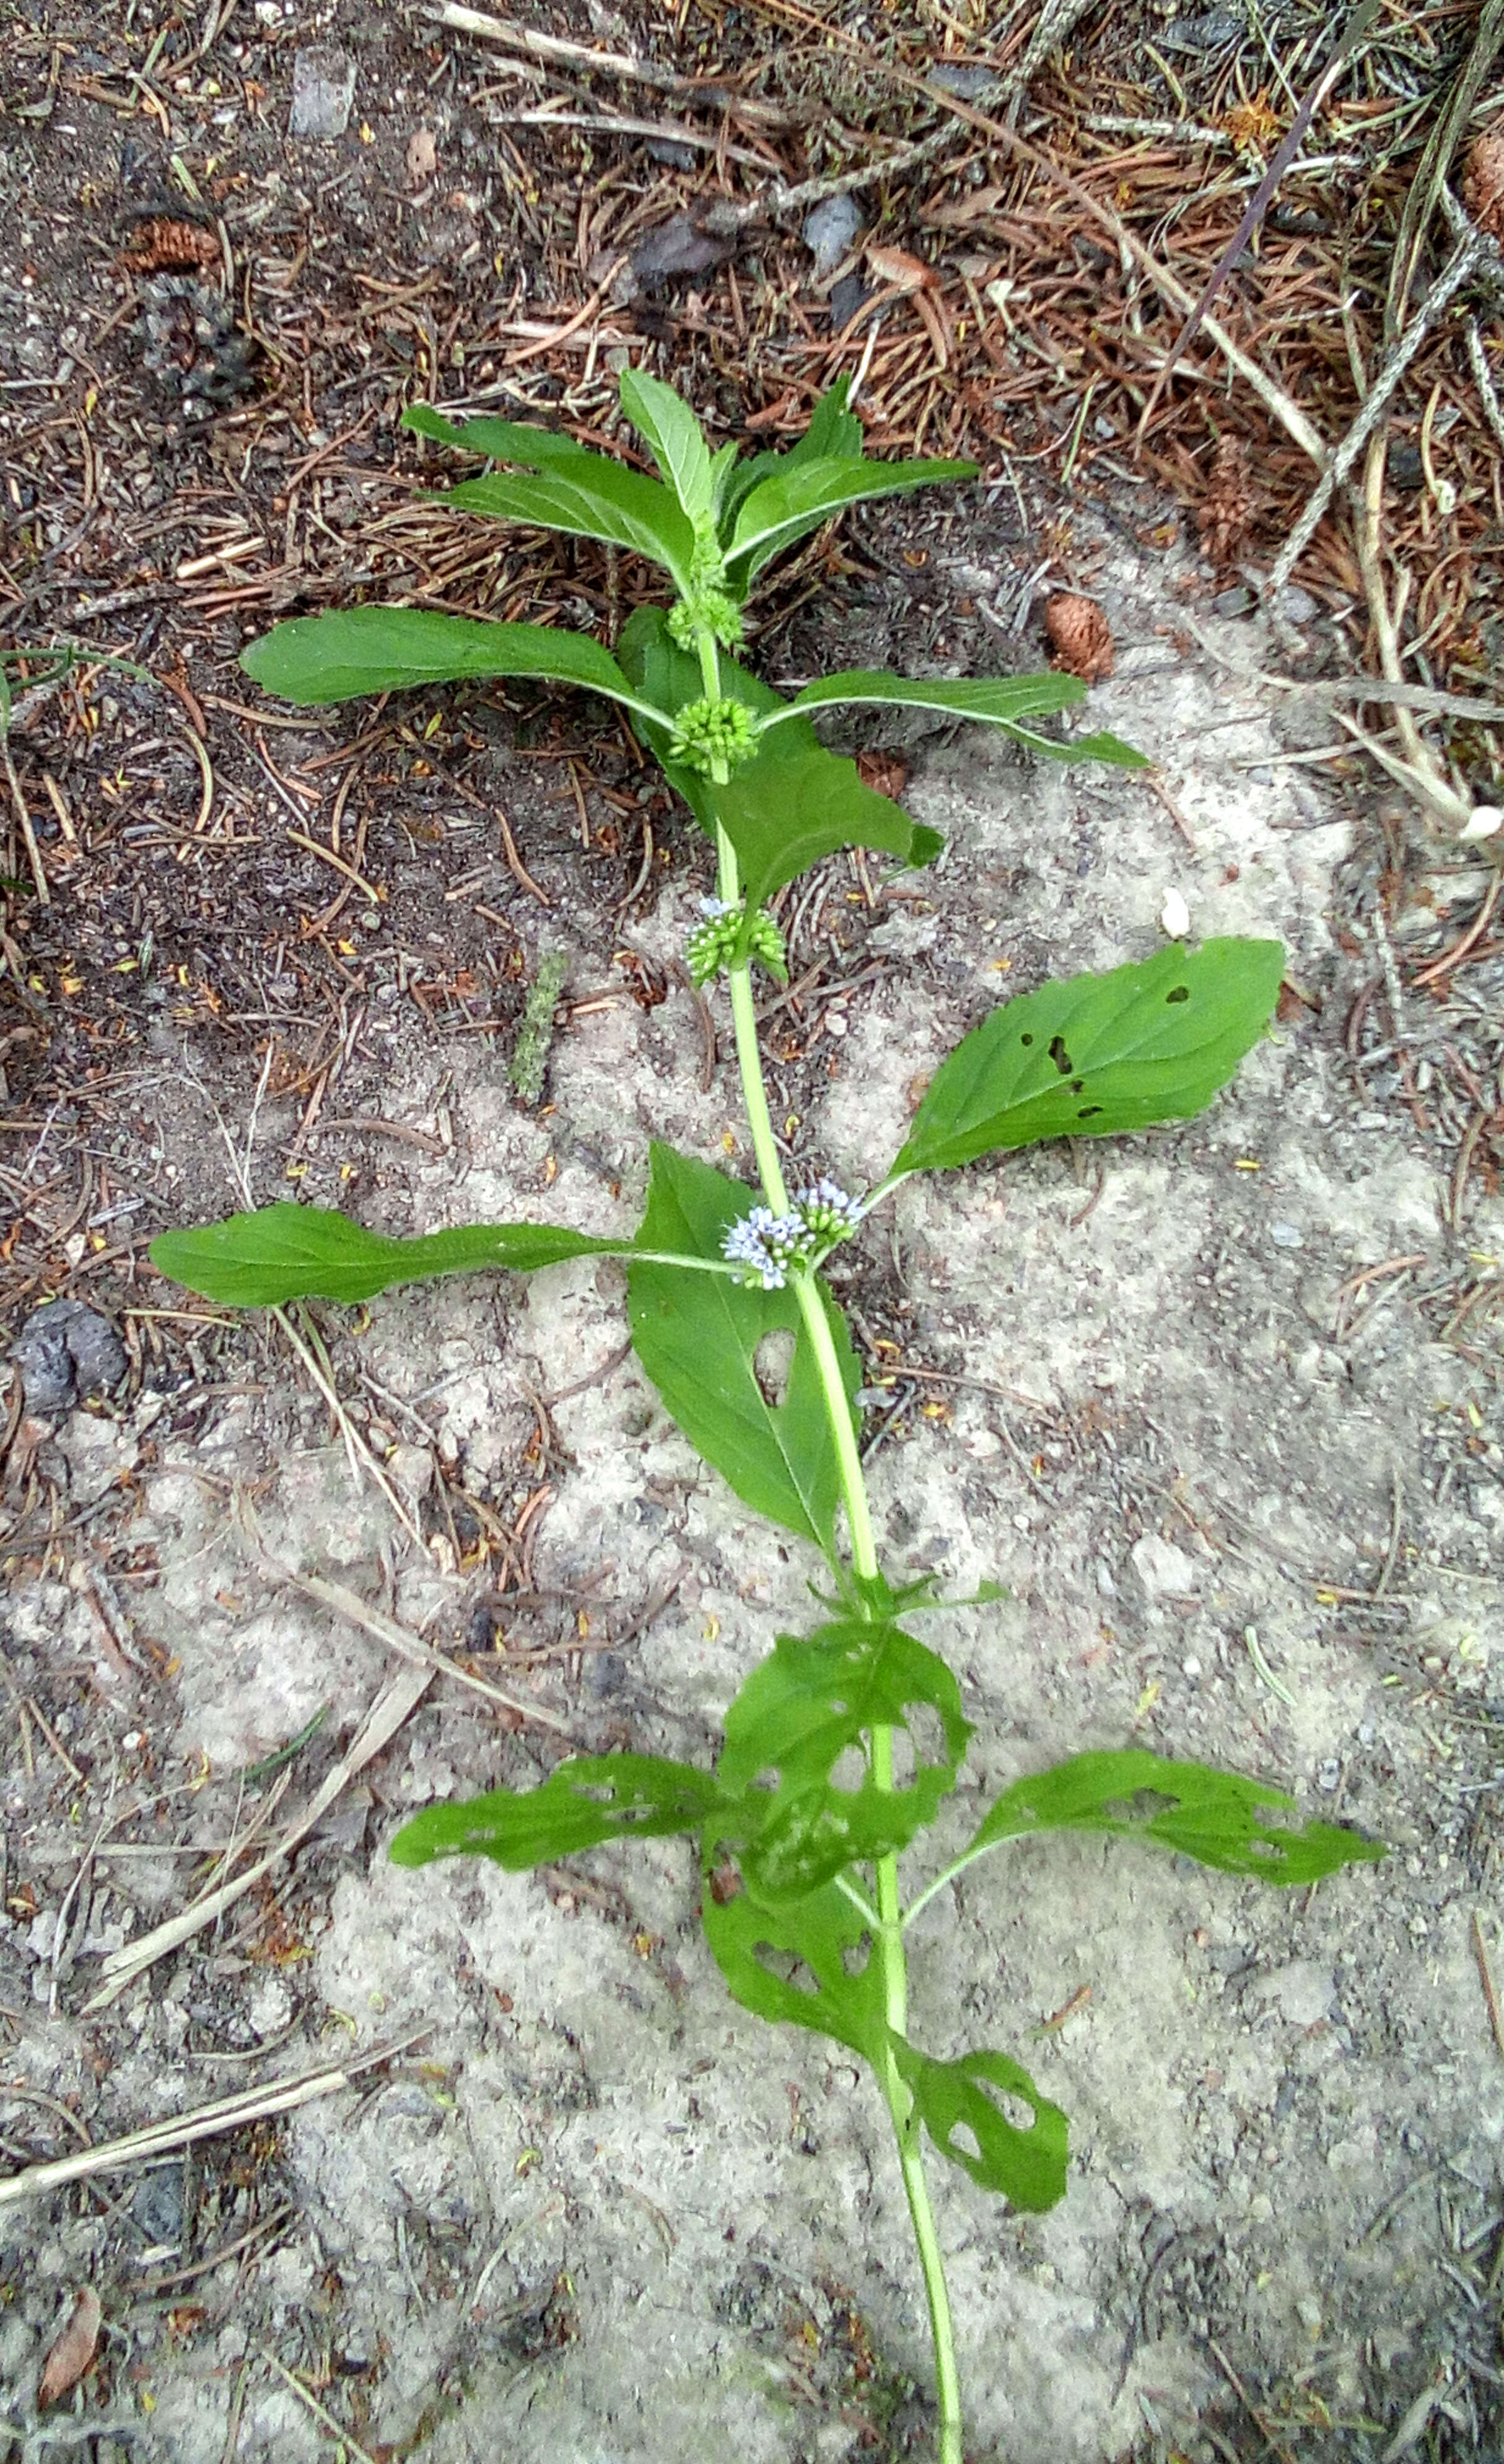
left=1, top=1, right=1502, bottom=2460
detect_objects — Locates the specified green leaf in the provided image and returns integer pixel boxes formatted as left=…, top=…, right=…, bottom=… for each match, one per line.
left=999, top=721, right=1150, bottom=771
left=890, top=2038, right=1068, bottom=2211
left=626, top=1144, right=860, bottom=1554
left=717, top=747, right=943, bottom=914
left=616, top=607, right=944, bottom=896
left=716, top=375, right=865, bottom=530
left=390, top=1754, right=721, bottom=1869
left=964, top=1750, right=1388, bottom=1885
left=893, top=939, right=1286, bottom=1175
left=714, top=1617, right=971, bottom=1900
left=440, top=462, right=697, bottom=592
left=701, top=1860, right=883, bottom=2059
left=618, top=367, right=715, bottom=527
left=725, top=453, right=977, bottom=589
left=239, top=608, right=666, bottom=721
left=149, top=1203, right=632, bottom=1308
left=402, top=401, right=594, bottom=469
left=776, top=670, right=1087, bottom=732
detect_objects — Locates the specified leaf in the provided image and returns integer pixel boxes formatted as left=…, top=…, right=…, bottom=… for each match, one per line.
left=618, top=366, right=715, bottom=526
left=151, top=1203, right=632, bottom=1307
left=717, top=374, right=864, bottom=530
left=402, top=401, right=594, bottom=468
left=997, top=720, right=1150, bottom=770
left=626, top=1144, right=860, bottom=1553
left=616, top=608, right=944, bottom=895
left=890, top=2039, right=1068, bottom=2212
left=725, top=453, right=977, bottom=588
left=714, top=1617, right=971, bottom=1896
left=964, top=1750, right=1388, bottom=1885
left=701, top=1859, right=884, bottom=2059
left=717, top=747, right=943, bottom=914
left=777, top=670, right=1088, bottom=732
left=440, top=461, right=697, bottom=592
left=390, top=1754, right=720, bottom=1869
left=38, top=2286, right=102, bottom=2409
left=240, top=607, right=665, bottom=721
left=893, top=939, right=1286, bottom=1176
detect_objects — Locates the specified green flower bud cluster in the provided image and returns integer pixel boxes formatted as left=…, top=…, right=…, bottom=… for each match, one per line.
left=667, top=587, right=745, bottom=652
left=670, top=696, right=758, bottom=781
left=684, top=898, right=788, bottom=988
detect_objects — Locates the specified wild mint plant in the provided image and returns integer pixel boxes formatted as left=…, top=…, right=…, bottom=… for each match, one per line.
left=151, top=372, right=1384, bottom=2460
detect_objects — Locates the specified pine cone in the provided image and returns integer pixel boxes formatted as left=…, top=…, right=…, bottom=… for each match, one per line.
left=1196, top=432, right=1256, bottom=568
left=1046, top=593, right=1114, bottom=683
left=1462, top=131, right=1504, bottom=241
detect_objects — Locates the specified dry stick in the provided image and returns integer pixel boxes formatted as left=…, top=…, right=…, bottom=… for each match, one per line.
left=80, top=1664, right=433, bottom=2013
left=1386, top=0, right=1504, bottom=342
left=1466, top=321, right=1504, bottom=455
left=1136, top=0, right=1383, bottom=445
left=428, top=1, right=784, bottom=117
left=271, top=1559, right=574, bottom=1735
left=1349, top=438, right=1471, bottom=830
left=1267, top=228, right=1493, bottom=602
left=0, top=2035, right=426, bottom=2208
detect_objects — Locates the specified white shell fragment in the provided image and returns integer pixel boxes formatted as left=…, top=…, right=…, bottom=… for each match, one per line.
left=1458, top=805, right=1502, bottom=842
left=1160, top=886, right=1191, bottom=938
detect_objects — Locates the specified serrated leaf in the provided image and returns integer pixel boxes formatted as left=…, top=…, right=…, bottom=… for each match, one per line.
left=890, top=2038, right=1068, bottom=2211
left=626, top=1144, right=860, bottom=1553
left=240, top=608, right=666, bottom=720
left=616, top=606, right=945, bottom=897
left=964, top=1749, right=1388, bottom=1884
left=390, top=1754, right=720, bottom=1869
left=714, top=1618, right=970, bottom=1896
left=618, top=366, right=715, bottom=525
left=701, top=1859, right=884, bottom=2058
left=893, top=939, right=1285, bottom=1175
left=402, top=401, right=594, bottom=468
left=778, top=670, right=1086, bottom=731
left=725, top=452, right=976, bottom=588
left=150, top=1203, right=632, bottom=1307
left=441, top=461, right=697, bottom=591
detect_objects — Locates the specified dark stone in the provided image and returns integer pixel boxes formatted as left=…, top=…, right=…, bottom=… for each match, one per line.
left=133, top=2163, right=185, bottom=2245
left=645, top=137, right=697, bottom=171
left=631, top=211, right=737, bottom=288
left=12, top=1300, right=127, bottom=1414
left=829, top=272, right=868, bottom=331
left=585, top=1651, right=627, bottom=1699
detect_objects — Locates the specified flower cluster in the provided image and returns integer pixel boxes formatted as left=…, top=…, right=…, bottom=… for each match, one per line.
left=668, top=586, right=744, bottom=653
left=722, top=1180, right=865, bottom=1289
left=684, top=898, right=787, bottom=988
left=669, top=696, right=758, bottom=780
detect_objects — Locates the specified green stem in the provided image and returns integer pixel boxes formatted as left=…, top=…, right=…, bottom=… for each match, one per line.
left=699, top=602, right=963, bottom=2463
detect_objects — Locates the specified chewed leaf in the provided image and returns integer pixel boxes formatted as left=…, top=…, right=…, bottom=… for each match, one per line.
left=715, top=1618, right=970, bottom=1896
left=151, top=1203, right=631, bottom=1307
left=965, top=1749, right=1388, bottom=1884
left=891, top=2038, right=1068, bottom=2212
left=391, top=1755, right=720, bottom=1869
left=893, top=939, right=1285, bottom=1175
left=701, top=1857, right=884, bottom=2059
left=627, top=1144, right=860, bottom=1554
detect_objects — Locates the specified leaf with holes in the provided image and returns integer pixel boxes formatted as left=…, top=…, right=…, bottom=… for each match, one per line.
left=701, top=1856, right=884, bottom=2059
left=893, top=939, right=1285, bottom=1175
left=963, top=1750, right=1388, bottom=1883
left=390, top=1754, right=721, bottom=1870
left=890, top=2039, right=1068, bottom=2212
left=714, top=1617, right=971, bottom=1898
left=151, top=1203, right=636, bottom=1307
left=626, top=1144, right=860, bottom=1554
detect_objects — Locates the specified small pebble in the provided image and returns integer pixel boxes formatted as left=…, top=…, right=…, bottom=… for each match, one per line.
left=289, top=45, right=356, bottom=141
left=802, top=193, right=863, bottom=278
left=1269, top=1221, right=1304, bottom=1250
left=12, top=1299, right=127, bottom=1414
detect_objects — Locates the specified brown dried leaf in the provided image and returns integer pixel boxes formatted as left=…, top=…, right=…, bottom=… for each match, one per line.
left=117, top=217, right=219, bottom=274
left=1046, top=594, right=1115, bottom=683
left=856, top=747, right=909, bottom=799
left=865, top=243, right=937, bottom=294
left=39, top=2286, right=101, bottom=2408
left=1462, top=132, right=1504, bottom=243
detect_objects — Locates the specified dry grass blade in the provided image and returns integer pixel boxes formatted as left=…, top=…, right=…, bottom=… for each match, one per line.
left=0, top=2037, right=426, bottom=2208
left=80, top=1663, right=432, bottom=2012
left=277, top=1562, right=572, bottom=1734
left=1387, top=0, right=1504, bottom=338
